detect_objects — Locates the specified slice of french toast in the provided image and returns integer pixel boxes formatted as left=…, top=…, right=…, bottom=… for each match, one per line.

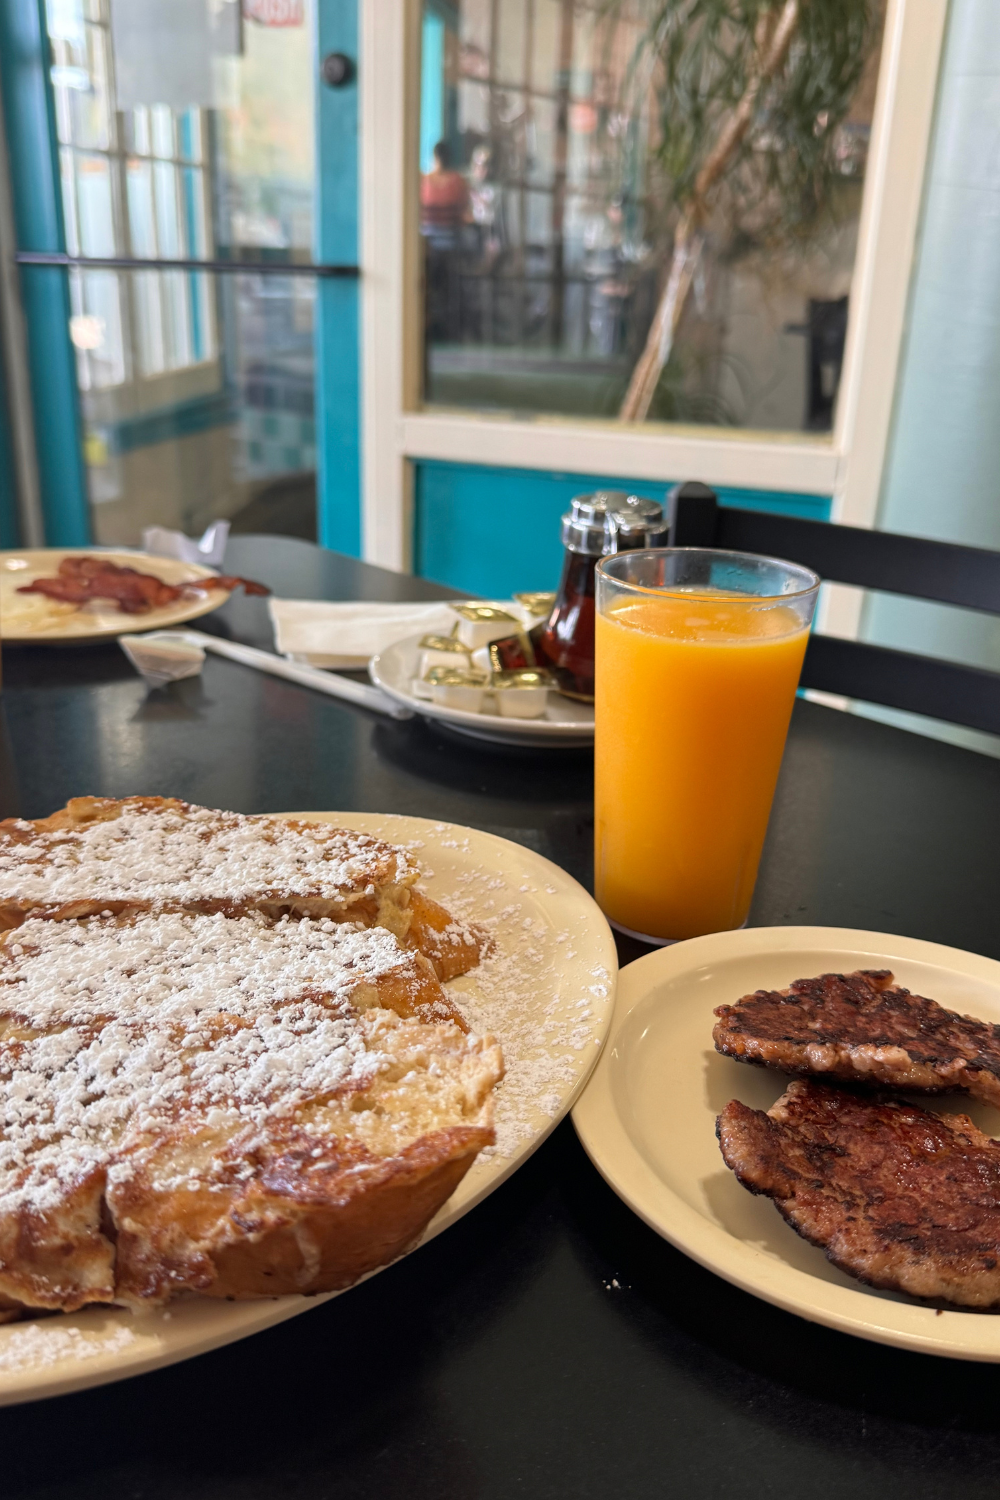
left=0, top=911, right=502, bottom=1312
left=0, top=797, right=491, bottom=980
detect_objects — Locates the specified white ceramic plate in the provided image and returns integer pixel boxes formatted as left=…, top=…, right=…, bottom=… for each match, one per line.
left=369, top=635, right=594, bottom=747
left=0, top=813, right=615, bottom=1404
left=0, top=549, right=231, bottom=643
left=572, top=925, right=1000, bottom=1362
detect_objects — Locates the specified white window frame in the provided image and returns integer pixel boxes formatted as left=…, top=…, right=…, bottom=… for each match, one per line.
left=360, top=0, right=948, bottom=575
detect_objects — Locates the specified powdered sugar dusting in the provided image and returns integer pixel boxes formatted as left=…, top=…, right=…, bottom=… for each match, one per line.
left=0, top=802, right=417, bottom=905
left=0, top=1320, right=135, bottom=1373
left=0, top=911, right=420, bottom=1215
left=430, top=849, right=613, bottom=1161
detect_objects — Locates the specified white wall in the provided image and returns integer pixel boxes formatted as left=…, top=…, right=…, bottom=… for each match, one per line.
left=861, top=0, right=1000, bottom=752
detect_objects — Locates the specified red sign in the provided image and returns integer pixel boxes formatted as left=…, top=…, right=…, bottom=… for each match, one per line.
left=242, top=0, right=303, bottom=25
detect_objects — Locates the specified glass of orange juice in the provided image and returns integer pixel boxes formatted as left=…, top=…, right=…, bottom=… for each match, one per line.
left=594, top=548, right=819, bottom=944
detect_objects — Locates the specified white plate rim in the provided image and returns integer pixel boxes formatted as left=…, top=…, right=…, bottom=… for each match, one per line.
left=369, top=635, right=595, bottom=745
left=0, top=548, right=230, bottom=644
left=0, top=811, right=616, bottom=1404
left=572, top=924, right=1000, bottom=1362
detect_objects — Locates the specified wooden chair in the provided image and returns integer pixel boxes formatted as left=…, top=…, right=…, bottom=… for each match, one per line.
left=667, top=482, right=1000, bottom=736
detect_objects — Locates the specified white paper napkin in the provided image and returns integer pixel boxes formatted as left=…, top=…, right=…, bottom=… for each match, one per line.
left=268, top=598, right=462, bottom=669
left=142, top=520, right=230, bottom=568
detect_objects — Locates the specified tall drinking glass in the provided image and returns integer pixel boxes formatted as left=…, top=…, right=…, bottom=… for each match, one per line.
left=594, top=549, right=820, bottom=944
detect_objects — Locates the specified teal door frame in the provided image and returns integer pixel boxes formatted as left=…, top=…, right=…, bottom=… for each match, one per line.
left=0, top=0, right=90, bottom=547
left=315, top=0, right=362, bottom=556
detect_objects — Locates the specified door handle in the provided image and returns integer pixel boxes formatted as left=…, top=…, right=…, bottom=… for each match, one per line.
left=321, top=52, right=355, bottom=87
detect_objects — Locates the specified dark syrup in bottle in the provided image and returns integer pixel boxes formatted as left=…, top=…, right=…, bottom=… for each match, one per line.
left=532, top=491, right=667, bottom=704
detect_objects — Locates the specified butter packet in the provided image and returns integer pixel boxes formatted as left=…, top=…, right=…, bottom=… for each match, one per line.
left=120, top=630, right=205, bottom=688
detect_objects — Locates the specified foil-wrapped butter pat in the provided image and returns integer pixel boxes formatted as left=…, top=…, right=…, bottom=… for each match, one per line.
left=513, top=590, right=557, bottom=623
left=424, top=664, right=490, bottom=713
left=418, top=632, right=472, bottom=676
left=492, top=667, right=554, bottom=720
left=449, top=603, right=520, bottom=651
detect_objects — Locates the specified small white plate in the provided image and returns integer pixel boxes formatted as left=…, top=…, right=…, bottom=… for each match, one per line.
left=0, top=813, right=615, bottom=1404
left=0, top=549, right=231, bottom=644
left=370, top=635, right=594, bottom=747
left=572, top=925, right=1000, bottom=1361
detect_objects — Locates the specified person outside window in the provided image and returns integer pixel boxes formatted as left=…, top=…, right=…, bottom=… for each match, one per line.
left=420, top=141, right=470, bottom=340
left=420, top=141, right=469, bottom=245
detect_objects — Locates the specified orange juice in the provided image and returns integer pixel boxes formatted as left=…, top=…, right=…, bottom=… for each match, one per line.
left=594, top=591, right=809, bottom=941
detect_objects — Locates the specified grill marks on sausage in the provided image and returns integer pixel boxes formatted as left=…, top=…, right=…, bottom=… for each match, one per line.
left=713, top=969, right=1000, bottom=1106
left=717, top=1079, right=1000, bottom=1308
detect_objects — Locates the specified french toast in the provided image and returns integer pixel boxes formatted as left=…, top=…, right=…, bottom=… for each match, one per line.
left=0, top=910, right=503, bottom=1313
left=0, top=797, right=491, bottom=981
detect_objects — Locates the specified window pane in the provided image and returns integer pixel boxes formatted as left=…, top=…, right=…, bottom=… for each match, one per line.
left=80, top=272, right=315, bottom=548
left=214, top=22, right=315, bottom=257
left=153, top=160, right=183, bottom=257
left=150, top=105, right=176, bottom=160
left=133, top=270, right=167, bottom=376
left=129, top=106, right=151, bottom=156
left=69, top=268, right=125, bottom=390
left=126, top=158, right=157, bottom=256
left=75, top=152, right=116, bottom=256
left=59, top=146, right=81, bottom=256
left=418, top=0, right=887, bottom=433
left=183, top=167, right=208, bottom=258
left=161, top=270, right=193, bottom=369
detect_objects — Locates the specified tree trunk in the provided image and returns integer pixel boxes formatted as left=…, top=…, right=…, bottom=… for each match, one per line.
left=618, top=0, right=801, bottom=423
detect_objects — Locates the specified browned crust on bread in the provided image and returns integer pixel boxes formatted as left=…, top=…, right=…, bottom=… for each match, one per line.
left=0, top=1168, right=115, bottom=1313
left=404, top=889, right=494, bottom=982
left=111, top=1124, right=492, bottom=1304
left=713, top=969, right=1000, bottom=1107
left=718, top=1079, right=1000, bottom=1308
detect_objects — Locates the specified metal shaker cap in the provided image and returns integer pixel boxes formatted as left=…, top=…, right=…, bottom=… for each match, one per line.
left=560, top=490, right=665, bottom=555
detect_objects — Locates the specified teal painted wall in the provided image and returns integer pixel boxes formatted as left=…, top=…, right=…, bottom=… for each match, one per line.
left=0, top=0, right=89, bottom=546
left=315, top=0, right=361, bottom=556
left=413, top=459, right=832, bottom=596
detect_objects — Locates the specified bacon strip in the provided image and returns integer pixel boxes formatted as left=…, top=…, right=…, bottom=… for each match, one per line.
left=17, top=557, right=269, bottom=615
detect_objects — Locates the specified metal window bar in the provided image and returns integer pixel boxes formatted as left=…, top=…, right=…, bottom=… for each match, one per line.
left=16, top=252, right=360, bottom=276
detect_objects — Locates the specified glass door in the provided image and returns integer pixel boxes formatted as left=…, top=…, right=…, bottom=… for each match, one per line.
left=417, top=0, right=886, bottom=433
left=0, top=0, right=360, bottom=550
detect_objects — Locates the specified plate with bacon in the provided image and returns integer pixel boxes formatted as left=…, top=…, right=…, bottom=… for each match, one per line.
left=0, top=549, right=268, bottom=643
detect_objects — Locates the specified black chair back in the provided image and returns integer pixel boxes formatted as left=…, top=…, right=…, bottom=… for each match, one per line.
left=667, top=482, right=1000, bottom=736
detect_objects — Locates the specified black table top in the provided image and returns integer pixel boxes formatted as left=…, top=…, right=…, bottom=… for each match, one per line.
left=3, top=534, right=1000, bottom=1499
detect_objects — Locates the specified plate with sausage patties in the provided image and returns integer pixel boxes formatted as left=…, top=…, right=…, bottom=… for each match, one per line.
left=572, top=925, right=1000, bottom=1361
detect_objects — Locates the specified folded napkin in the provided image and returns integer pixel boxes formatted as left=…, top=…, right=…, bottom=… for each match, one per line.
left=269, top=598, right=462, bottom=669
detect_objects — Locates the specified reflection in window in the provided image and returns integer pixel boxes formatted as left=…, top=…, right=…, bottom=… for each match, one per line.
left=418, top=0, right=884, bottom=433
left=41, top=0, right=318, bottom=544
left=46, top=0, right=214, bottom=390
